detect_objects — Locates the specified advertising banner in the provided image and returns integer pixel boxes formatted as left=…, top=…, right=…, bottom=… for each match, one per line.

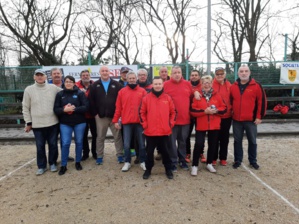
left=280, top=62, right=299, bottom=84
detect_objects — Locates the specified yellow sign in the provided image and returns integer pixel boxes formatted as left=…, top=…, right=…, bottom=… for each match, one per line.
left=288, top=70, right=297, bottom=82
left=153, top=66, right=172, bottom=77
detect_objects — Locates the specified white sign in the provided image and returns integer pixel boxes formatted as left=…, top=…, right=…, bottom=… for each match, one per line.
left=280, top=62, right=299, bottom=84
left=42, top=65, right=138, bottom=82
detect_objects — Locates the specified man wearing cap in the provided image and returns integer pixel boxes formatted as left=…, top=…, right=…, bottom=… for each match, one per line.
left=89, top=66, right=124, bottom=165
left=230, top=64, right=267, bottom=170
left=22, top=69, right=62, bottom=175
left=119, top=66, right=131, bottom=87
left=76, top=69, right=97, bottom=160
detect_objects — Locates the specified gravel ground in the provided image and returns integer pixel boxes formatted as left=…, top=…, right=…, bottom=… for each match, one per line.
left=0, top=137, right=299, bottom=224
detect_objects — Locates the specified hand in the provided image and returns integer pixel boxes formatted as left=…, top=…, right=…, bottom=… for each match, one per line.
left=64, top=104, right=75, bottom=114
left=254, top=118, right=262, bottom=125
left=194, top=91, right=201, bottom=100
left=205, top=107, right=217, bottom=114
left=24, top=125, right=32, bottom=133
left=115, top=123, right=121, bottom=130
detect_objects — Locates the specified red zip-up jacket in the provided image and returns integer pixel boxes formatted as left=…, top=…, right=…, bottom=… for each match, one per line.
left=75, top=80, right=94, bottom=118
left=112, top=85, right=147, bottom=124
left=190, top=90, right=227, bottom=131
left=164, top=78, right=192, bottom=125
left=139, top=91, right=176, bottom=136
left=230, top=78, right=267, bottom=121
left=212, top=79, right=232, bottom=119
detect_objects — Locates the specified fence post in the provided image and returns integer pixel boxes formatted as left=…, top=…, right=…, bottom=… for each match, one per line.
left=234, top=62, right=238, bottom=80
left=186, top=49, right=189, bottom=80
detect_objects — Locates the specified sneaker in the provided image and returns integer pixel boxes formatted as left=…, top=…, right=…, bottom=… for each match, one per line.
left=185, top=154, right=191, bottom=163
left=212, top=160, right=217, bottom=166
left=191, top=166, right=198, bottom=176
left=96, top=157, right=103, bottom=165
left=140, top=162, right=146, bottom=171
left=233, top=161, right=241, bottom=169
left=200, top=154, right=206, bottom=163
left=134, top=157, right=140, bottom=164
left=36, top=168, right=47, bottom=176
left=58, top=166, right=67, bottom=175
left=117, top=156, right=124, bottom=164
left=130, top=149, right=136, bottom=157
left=179, top=162, right=189, bottom=171
left=171, top=165, right=178, bottom=173
left=273, top=104, right=283, bottom=112
left=50, top=164, right=58, bottom=172
left=75, top=162, right=83, bottom=171
left=81, top=154, right=89, bottom=161
left=143, top=170, right=151, bottom=179
left=165, top=170, right=173, bottom=179
left=121, top=162, right=131, bottom=172
left=206, top=163, right=216, bottom=173
left=155, top=153, right=162, bottom=160
left=220, top=160, right=227, bottom=166
left=250, top=163, right=260, bottom=170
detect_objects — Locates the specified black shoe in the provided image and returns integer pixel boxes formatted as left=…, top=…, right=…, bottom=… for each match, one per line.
left=165, top=170, right=173, bottom=179
left=134, top=157, right=140, bottom=164
left=75, top=162, right=83, bottom=171
left=250, top=163, right=260, bottom=170
left=233, top=162, right=241, bottom=169
left=81, top=155, right=89, bottom=161
left=58, top=166, right=67, bottom=175
left=92, top=154, right=97, bottom=160
left=68, top=156, right=75, bottom=162
left=143, top=170, right=151, bottom=179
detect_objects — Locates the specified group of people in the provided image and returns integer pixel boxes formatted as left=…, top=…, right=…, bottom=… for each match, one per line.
left=22, top=64, right=267, bottom=179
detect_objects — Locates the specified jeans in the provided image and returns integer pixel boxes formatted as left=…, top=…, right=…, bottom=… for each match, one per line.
left=233, top=120, right=257, bottom=164
left=60, top=123, right=86, bottom=166
left=193, top=130, right=219, bottom=166
left=32, top=124, right=59, bottom=169
left=169, top=124, right=189, bottom=165
left=214, top=117, right=232, bottom=161
left=122, top=124, right=146, bottom=163
left=82, top=118, right=97, bottom=157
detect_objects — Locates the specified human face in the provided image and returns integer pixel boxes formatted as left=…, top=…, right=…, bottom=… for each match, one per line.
left=34, top=73, right=47, bottom=84
left=152, top=78, right=163, bottom=92
left=51, top=69, right=62, bottom=84
left=171, top=67, right=182, bottom=82
left=127, top=74, right=137, bottom=84
left=190, top=72, right=200, bottom=82
left=138, top=72, right=148, bottom=83
left=121, top=72, right=128, bottom=81
left=80, top=71, right=90, bottom=83
left=159, top=67, right=169, bottom=81
left=238, top=66, right=251, bottom=84
left=100, top=66, right=110, bottom=81
left=215, top=69, right=226, bottom=84
left=64, top=78, right=75, bottom=90
left=201, top=79, right=212, bottom=92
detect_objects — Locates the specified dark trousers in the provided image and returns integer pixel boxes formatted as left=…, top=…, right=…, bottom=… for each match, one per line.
left=192, top=130, right=219, bottom=166
left=186, top=118, right=195, bottom=155
left=32, top=124, right=59, bottom=168
left=214, top=117, right=232, bottom=161
left=145, top=135, right=172, bottom=171
left=82, top=118, right=97, bottom=157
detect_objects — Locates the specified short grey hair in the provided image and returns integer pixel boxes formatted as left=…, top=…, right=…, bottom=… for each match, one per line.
left=51, top=67, right=62, bottom=75
left=137, top=68, right=148, bottom=76
left=126, top=71, right=137, bottom=79
left=238, top=64, right=250, bottom=73
left=171, top=65, right=182, bottom=73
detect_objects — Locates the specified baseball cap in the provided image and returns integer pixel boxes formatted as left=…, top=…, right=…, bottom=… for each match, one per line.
left=215, top=67, right=225, bottom=73
left=34, top=69, right=46, bottom=76
left=120, top=67, right=131, bottom=73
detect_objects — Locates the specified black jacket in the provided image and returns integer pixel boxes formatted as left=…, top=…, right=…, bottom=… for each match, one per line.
left=89, top=78, right=122, bottom=118
left=54, top=86, right=88, bottom=126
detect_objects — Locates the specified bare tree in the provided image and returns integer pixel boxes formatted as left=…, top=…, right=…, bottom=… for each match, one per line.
left=0, top=0, right=76, bottom=65
left=288, top=29, right=299, bottom=61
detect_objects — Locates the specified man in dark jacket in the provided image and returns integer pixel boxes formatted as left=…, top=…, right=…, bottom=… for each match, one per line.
left=89, top=66, right=124, bottom=165
left=230, top=65, right=267, bottom=170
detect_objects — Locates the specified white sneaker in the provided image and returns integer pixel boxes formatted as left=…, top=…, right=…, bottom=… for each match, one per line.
left=206, top=163, right=216, bottom=173
left=121, top=162, right=131, bottom=172
left=140, top=162, right=146, bottom=171
left=50, top=164, right=58, bottom=172
left=36, top=168, right=47, bottom=176
left=191, top=166, right=198, bottom=176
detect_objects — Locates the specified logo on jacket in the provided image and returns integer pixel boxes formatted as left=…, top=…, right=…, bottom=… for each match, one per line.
left=73, top=95, right=78, bottom=98
left=97, top=84, right=101, bottom=88
left=111, top=85, right=115, bottom=88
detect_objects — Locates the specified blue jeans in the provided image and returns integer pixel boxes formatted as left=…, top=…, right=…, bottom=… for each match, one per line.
left=32, top=124, right=59, bottom=169
left=123, top=124, right=146, bottom=163
left=233, top=120, right=257, bottom=164
left=60, top=123, right=86, bottom=166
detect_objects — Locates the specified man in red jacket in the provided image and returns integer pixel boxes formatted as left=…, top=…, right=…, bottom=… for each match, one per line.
left=140, top=77, right=176, bottom=179
left=164, top=66, right=192, bottom=172
left=113, top=71, right=147, bottom=172
left=75, top=69, right=97, bottom=160
left=230, top=65, right=267, bottom=170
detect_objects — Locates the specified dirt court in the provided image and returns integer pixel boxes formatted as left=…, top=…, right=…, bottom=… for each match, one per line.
left=0, top=136, right=298, bottom=224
